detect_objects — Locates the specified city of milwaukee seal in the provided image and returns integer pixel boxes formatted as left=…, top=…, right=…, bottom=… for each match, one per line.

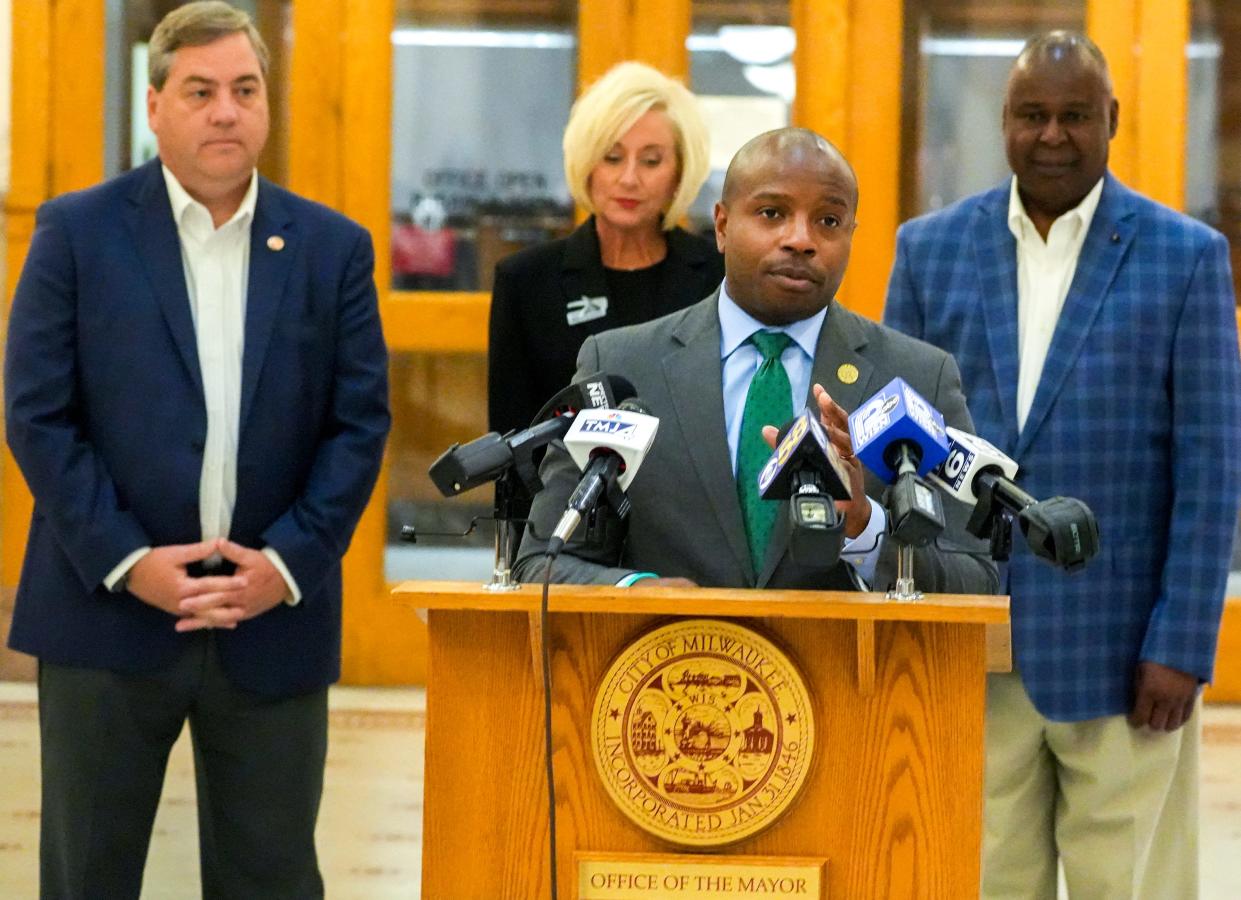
left=591, top=619, right=815, bottom=847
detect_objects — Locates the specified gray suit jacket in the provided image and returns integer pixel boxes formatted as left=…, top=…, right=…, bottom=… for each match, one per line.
left=514, top=291, right=997, bottom=594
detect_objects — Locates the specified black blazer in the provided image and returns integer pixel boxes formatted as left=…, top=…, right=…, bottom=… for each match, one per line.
left=487, top=217, right=724, bottom=434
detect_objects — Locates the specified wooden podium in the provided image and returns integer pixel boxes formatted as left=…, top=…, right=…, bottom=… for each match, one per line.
left=395, top=580, right=1009, bottom=899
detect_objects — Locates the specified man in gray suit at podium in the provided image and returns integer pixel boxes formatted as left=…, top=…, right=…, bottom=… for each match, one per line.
left=515, top=128, right=996, bottom=597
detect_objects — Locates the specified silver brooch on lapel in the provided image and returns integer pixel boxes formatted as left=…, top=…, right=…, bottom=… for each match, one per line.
left=566, top=295, right=608, bottom=326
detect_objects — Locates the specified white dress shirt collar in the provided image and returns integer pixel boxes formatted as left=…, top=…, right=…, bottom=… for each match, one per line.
left=162, top=164, right=259, bottom=234
left=1007, top=174, right=1104, bottom=248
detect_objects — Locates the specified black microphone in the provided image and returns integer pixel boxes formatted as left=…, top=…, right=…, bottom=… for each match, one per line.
left=529, top=371, right=637, bottom=427
left=928, top=427, right=1100, bottom=570
left=546, top=398, right=659, bottom=557
left=757, top=408, right=851, bottom=566
left=428, top=373, right=636, bottom=498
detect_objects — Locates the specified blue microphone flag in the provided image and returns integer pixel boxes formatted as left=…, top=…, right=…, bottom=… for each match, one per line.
left=847, top=377, right=950, bottom=482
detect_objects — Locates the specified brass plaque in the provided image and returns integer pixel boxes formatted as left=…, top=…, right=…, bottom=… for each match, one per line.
left=578, top=852, right=825, bottom=899
left=590, top=619, right=815, bottom=847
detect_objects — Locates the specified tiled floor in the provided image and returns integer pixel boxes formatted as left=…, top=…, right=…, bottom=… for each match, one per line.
left=1, top=682, right=1239, bottom=898
left=0, top=684, right=425, bottom=899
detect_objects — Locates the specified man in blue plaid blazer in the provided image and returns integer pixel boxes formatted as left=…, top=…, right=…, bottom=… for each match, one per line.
left=884, top=32, right=1241, bottom=898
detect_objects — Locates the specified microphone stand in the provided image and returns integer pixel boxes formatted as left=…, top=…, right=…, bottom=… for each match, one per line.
left=883, top=444, right=945, bottom=602
left=487, top=473, right=522, bottom=592
left=889, top=540, right=920, bottom=602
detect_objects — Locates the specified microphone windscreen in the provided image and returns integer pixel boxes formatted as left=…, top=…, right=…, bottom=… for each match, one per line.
left=618, top=396, right=652, bottom=416
left=529, top=372, right=634, bottom=425
left=607, top=376, right=638, bottom=405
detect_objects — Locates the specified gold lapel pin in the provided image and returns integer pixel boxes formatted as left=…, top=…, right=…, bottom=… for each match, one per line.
left=837, top=363, right=859, bottom=385
left=267, top=235, right=285, bottom=251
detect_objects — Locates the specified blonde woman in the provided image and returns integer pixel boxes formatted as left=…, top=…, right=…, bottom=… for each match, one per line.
left=488, top=62, right=722, bottom=436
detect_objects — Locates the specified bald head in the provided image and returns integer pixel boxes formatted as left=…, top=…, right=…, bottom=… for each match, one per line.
left=1010, top=30, right=1112, bottom=95
left=721, top=128, right=858, bottom=209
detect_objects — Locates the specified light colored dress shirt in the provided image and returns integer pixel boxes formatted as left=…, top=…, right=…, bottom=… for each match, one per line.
left=1007, top=175, right=1104, bottom=432
left=717, top=283, right=886, bottom=582
left=104, top=167, right=300, bottom=603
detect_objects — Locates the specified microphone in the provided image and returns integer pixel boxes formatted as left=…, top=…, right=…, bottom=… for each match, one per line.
left=529, top=371, right=638, bottom=428
left=848, top=377, right=950, bottom=480
left=757, top=407, right=851, bottom=565
left=546, top=398, right=658, bottom=557
left=848, top=378, right=950, bottom=547
left=928, top=427, right=1100, bottom=570
left=428, top=373, right=636, bottom=497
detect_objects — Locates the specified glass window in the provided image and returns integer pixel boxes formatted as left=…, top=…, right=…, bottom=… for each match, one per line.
left=386, top=5, right=577, bottom=579
left=906, top=0, right=1085, bottom=217
left=688, top=1, right=793, bottom=235
left=1187, top=1, right=1241, bottom=585
left=389, top=6, right=577, bottom=292
left=1187, top=1, right=1241, bottom=299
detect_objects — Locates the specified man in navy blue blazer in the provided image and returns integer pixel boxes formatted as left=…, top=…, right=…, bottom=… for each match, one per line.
left=4, top=3, right=389, bottom=897
left=885, top=32, right=1241, bottom=898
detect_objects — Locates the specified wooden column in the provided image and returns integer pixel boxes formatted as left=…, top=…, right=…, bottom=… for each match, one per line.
left=4, top=0, right=105, bottom=603
left=289, top=0, right=420, bottom=684
left=577, top=0, right=631, bottom=91
left=845, top=0, right=904, bottom=322
left=792, top=0, right=903, bottom=322
left=1088, top=0, right=1190, bottom=209
left=1087, top=0, right=1139, bottom=187
left=631, top=0, right=691, bottom=82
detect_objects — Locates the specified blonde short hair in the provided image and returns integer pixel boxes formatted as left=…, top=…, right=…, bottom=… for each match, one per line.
left=563, top=62, right=710, bottom=230
left=148, top=1, right=269, bottom=90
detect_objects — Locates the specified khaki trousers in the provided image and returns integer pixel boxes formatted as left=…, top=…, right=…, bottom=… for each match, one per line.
left=982, top=671, right=1199, bottom=900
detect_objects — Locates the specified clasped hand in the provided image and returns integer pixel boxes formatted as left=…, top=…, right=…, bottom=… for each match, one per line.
left=125, top=538, right=289, bottom=632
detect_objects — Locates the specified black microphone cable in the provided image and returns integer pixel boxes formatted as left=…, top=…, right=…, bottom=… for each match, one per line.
left=540, top=549, right=560, bottom=900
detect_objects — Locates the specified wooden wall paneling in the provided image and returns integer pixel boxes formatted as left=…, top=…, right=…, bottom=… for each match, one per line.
left=383, top=292, right=490, bottom=352
left=3, top=3, right=53, bottom=598
left=790, top=0, right=904, bottom=323
left=5, top=0, right=104, bottom=609
left=288, top=0, right=346, bottom=206
left=790, top=0, right=849, bottom=145
left=631, top=0, right=691, bottom=80
left=50, top=0, right=105, bottom=195
left=1087, top=0, right=1139, bottom=186
left=1204, top=597, right=1241, bottom=702
left=578, top=0, right=631, bottom=91
left=845, top=0, right=904, bottom=322
left=1135, top=0, right=1189, bottom=208
left=1089, top=0, right=1190, bottom=208
left=4, top=0, right=104, bottom=678
left=342, top=0, right=394, bottom=292
left=289, top=0, right=429, bottom=684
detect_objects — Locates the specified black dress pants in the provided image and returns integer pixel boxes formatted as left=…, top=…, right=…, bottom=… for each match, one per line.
left=37, top=633, right=328, bottom=900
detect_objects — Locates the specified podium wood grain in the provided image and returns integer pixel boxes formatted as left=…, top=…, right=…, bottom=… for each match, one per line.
left=411, top=583, right=1005, bottom=899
